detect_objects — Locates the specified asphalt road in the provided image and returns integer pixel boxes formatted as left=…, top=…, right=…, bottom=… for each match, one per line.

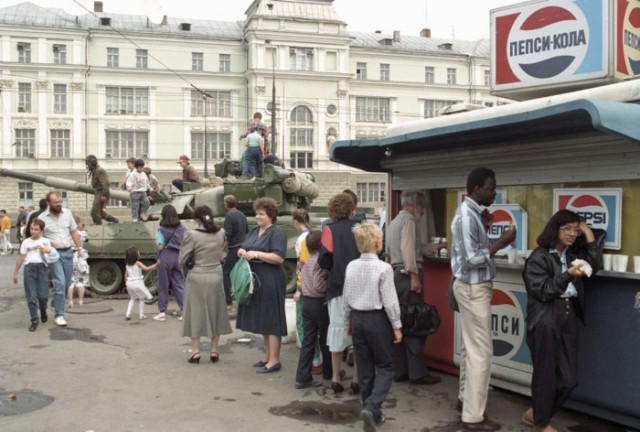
left=0, top=255, right=633, bottom=432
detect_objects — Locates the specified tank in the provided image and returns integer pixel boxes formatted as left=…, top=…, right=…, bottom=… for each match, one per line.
left=0, top=161, right=324, bottom=295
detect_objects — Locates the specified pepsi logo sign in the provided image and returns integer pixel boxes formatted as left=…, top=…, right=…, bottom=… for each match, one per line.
left=491, top=289, right=524, bottom=358
left=488, top=208, right=515, bottom=239
left=622, top=3, right=640, bottom=75
left=507, top=4, right=589, bottom=80
left=565, top=194, right=608, bottom=229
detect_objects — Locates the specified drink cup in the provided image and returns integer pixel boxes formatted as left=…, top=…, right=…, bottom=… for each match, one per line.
left=614, top=255, right=629, bottom=272
left=603, top=254, right=612, bottom=271
left=507, top=249, right=517, bottom=264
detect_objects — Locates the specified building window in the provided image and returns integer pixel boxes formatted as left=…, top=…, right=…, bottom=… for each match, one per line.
left=50, top=129, right=70, bottom=158
left=18, top=83, right=32, bottom=113
left=356, top=97, right=390, bottom=123
left=192, top=52, right=203, bottom=71
left=425, top=66, right=435, bottom=84
left=290, top=151, right=313, bottom=169
left=190, top=90, right=231, bottom=117
left=190, top=132, right=231, bottom=160
left=290, top=106, right=313, bottom=150
left=447, top=68, right=457, bottom=85
left=105, top=131, right=149, bottom=159
left=17, top=42, right=31, bottom=63
left=53, top=44, right=66, bottom=64
left=356, top=182, right=385, bottom=203
left=424, top=99, right=458, bottom=118
left=136, top=49, right=148, bottom=69
left=15, top=129, right=35, bottom=158
left=356, top=62, right=367, bottom=80
left=108, top=182, right=125, bottom=207
left=219, top=54, right=230, bottom=72
left=18, top=182, right=33, bottom=207
left=106, top=87, right=149, bottom=115
left=484, top=69, right=491, bottom=87
left=53, top=84, right=67, bottom=114
left=380, top=64, right=390, bottom=81
left=107, top=47, right=119, bottom=68
left=289, top=47, right=313, bottom=71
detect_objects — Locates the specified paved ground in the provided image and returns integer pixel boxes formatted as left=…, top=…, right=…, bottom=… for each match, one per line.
left=0, top=256, right=634, bottom=432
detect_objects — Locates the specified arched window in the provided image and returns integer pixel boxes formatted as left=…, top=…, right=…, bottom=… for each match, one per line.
left=289, top=106, right=313, bottom=168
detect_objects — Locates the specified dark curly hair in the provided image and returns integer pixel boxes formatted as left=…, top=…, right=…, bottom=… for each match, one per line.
left=193, top=205, right=220, bottom=233
left=328, top=193, right=355, bottom=220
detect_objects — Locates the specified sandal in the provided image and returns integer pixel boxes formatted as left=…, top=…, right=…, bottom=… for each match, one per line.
left=188, top=353, right=201, bottom=364
left=210, top=352, right=219, bottom=363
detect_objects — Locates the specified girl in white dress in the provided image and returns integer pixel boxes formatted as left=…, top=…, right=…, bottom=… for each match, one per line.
left=124, top=246, right=159, bottom=320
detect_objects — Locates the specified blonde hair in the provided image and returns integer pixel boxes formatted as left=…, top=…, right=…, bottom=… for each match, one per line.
left=352, top=222, right=382, bottom=254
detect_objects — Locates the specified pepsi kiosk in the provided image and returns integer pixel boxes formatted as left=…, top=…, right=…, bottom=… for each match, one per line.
left=329, top=78, right=640, bottom=429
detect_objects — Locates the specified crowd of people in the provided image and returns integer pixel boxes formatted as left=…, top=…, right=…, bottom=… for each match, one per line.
left=6, top=158, right=616, bottom=432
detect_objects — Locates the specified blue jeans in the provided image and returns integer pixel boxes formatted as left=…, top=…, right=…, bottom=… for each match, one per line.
left=24, top=263, right=49, bottom=324
left=50, top=249, right=74, bottom=318
left=130, top=191, right=150, bottom=220
left=245, top=146, right=263, bottom=178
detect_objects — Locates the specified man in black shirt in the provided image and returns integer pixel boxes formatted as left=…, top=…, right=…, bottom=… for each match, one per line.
left=25, top=198, right=48, bottom=238
left=222, top=195, right=248, bottom=306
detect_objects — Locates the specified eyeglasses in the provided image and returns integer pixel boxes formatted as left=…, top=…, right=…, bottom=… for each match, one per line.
left=560, top=226, right=582, bottom=236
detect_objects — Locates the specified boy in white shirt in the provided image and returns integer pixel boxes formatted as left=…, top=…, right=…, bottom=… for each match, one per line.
left=126, top=159, right=151, bottom=222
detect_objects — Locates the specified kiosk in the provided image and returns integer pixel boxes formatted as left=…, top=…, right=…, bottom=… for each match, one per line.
left=330, top=79, right=640, bottom=429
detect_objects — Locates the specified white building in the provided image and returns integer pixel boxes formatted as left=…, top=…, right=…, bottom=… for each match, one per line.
left=0, top=0, right=506, bottom=214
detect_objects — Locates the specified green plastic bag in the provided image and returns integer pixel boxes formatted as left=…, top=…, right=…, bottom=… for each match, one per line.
left=230, top=257, right=260, bottom=305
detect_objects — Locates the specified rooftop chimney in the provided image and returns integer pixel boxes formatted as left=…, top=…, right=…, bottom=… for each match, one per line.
left=161, top=15, right=168, bottom=26
left=94, top=1, right=103, bottom=13
left=393, top=31, right=401, bottom=43
left=420, top=28, right=431, bottom=38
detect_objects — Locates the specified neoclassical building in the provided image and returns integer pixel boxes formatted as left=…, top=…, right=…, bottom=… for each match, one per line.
left=0, top=0, right=505, bottom=213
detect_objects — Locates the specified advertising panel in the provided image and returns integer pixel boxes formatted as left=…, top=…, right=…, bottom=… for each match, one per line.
left=488, top=204, right=528, bottom=255
left=491, top=0, right=610, bottom=98
left=616, top=0, right=640, bottom=77
left=553, top=188, right=622, bottom=249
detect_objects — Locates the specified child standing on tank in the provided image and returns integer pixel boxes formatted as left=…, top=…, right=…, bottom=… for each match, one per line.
left=124, top=246, right=159, bottom=320
left=67, top=248, right=90, bottom=308
left=126, top=159, right=151, bottom=222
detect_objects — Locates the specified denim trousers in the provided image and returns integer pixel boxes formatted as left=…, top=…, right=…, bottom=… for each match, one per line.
left=24, top=263, right=49, bottom=324
left=49, top=249, right=74, bottom=317
left=130, top=191, right=150, bottom=220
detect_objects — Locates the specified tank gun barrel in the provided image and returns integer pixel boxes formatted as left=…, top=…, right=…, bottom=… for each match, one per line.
left=0, top=167, right=130, bottom=202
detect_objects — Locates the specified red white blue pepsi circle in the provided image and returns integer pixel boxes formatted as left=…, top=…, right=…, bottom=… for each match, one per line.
left=491, top=289, right=526, bottom=359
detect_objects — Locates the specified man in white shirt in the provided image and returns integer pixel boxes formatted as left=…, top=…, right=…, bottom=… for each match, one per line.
left=38, top=191, right=83, bottom=327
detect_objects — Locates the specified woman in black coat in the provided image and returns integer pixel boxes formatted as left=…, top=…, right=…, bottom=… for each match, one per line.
left=521, top=209, right=603, bottom=432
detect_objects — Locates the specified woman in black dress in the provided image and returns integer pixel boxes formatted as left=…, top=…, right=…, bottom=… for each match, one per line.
left=236, top=197, right=288, bottom=373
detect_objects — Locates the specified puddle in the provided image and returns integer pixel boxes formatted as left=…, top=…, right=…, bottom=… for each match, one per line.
left=0, top=297, right=10, bottom=312
left=0, top=390, right=54, bottom=416
left=49, top=327, right=107, bottom=343
left=269, top=399, right=362, bottom=425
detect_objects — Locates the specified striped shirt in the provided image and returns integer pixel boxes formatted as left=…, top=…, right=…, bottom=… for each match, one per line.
left=343, top=253, right=401, bottom=330
left=450, top=197, right=496, bottom=284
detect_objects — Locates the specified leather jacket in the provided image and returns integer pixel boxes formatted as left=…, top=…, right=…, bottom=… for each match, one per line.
left=523, top=229, right=604, bottom=331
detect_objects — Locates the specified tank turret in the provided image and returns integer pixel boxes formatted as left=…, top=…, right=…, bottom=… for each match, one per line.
left=1, top=162, right=324, bottom=296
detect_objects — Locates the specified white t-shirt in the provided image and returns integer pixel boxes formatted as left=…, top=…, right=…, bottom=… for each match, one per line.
left=126, top=263, right=143, bottom=281
left=20, top=237, right=52, bottom=264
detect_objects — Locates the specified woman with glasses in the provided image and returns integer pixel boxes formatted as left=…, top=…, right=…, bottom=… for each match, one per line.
left=521, top=209, right=603, bottom=432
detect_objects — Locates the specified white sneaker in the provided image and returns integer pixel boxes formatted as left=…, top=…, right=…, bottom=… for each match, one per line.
left=139, top=315, right=147, bottom=320
left=153, top=313, right=166, bottom=322
left=55, top=316, right=67, bottom=326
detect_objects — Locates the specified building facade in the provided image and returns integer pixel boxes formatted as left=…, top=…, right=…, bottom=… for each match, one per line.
left=0, top=0, right=506, bottom=215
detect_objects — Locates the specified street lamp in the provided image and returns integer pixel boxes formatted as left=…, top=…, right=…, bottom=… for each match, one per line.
left=203, top=93, right=209, bottom=178
left=265, top=40, right=277, bottom=156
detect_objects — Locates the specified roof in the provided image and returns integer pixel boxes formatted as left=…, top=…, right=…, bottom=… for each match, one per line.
left=349, top=32, right=489, bottom=57
left=330, top=80, right=640, bottom=172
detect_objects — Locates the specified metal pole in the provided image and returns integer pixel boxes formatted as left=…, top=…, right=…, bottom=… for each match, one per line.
left=271, top=50, right=277, bottom=156
left=203, top=94, right=209, bottom=178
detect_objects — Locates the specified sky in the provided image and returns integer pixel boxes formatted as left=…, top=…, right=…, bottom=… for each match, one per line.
left=2, top=0, right=519, bottom=40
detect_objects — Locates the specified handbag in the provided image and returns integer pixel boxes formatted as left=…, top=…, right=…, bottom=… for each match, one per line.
left=448, top=276, right=460, bottom=312
left=230, top=257, right=260, bottom=305
left=400, top=302, right=441, bottom=337
left=183, top=250, right=195, bottom=274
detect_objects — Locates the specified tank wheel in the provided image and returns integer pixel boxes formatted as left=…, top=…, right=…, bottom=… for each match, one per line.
left=89, top=260, right=123, bottom=295
left=284, top=259, right=297, bottom=294
left=143, top=266, right=158, bottom=296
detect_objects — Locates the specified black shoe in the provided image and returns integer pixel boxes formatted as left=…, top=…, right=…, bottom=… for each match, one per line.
left=351, top=381, right=360, bottom=394
left=394, top=375, right=409, bottom=382
left=331, top=381, right=344, bottom=393
left=40, top=311, right=48, bottom=323
left=410, top=374, right=441, bottom=385
left=295, top=380, right=322, bottom=389
left=106, top=216, right=119, bottom=224
left=360, top=409, right=377, bottom=432
left=144, top=297, right=158, bottom=305
left=256, top=362, right=282, bottom=374
left=29, top=323, right=38, bottom=332
left=252, top=360, right=267, bottom=368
